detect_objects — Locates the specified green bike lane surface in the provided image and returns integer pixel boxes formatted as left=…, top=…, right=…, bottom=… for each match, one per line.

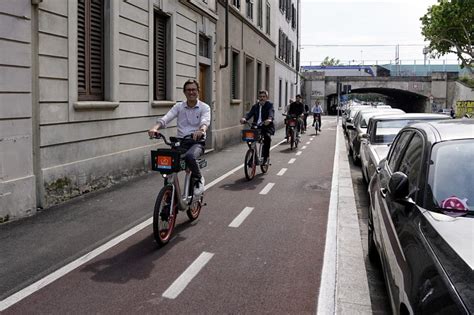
left=2, top=119, right=337, bottom=314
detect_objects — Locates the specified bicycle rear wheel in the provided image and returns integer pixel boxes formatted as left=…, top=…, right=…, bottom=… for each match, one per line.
left=153, top=185, right=177, bottom=247
left=315, top=121, right=319, bottom=135
left=244, top=148, right=256, bottom=180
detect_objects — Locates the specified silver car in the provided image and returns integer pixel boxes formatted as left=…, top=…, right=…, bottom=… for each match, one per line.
left=360, top=113, right=451, bottom=183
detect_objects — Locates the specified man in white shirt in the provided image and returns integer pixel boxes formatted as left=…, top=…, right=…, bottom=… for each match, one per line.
left=148, top=79, right=211, bottom=195
left=311, top=100, right=324, bottom=131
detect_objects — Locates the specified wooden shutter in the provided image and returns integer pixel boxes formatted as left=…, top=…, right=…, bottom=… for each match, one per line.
left=154, top=12, right=167, bottom=101
left=78, top=0, right=103, bottom=101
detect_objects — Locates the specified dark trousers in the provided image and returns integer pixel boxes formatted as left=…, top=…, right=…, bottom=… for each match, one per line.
left=262, top=133, right=271, bottom=159
left=182, top=143, right=205, bottom=178
left=303, top=114, right=309, bottom=130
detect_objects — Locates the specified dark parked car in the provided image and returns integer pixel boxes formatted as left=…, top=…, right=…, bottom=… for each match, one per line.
left=360, top=113, right=451, bottom=183
left=368, top=120, right=474, bottom=314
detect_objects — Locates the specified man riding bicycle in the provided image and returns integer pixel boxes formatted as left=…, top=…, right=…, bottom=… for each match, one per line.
left=240, top=90, right=275, bottom=165
left=148, top=79, right=211, bottom=196
left=287, top=95, right=305, bottom=136
left=311, top=100, right=323, bottom=132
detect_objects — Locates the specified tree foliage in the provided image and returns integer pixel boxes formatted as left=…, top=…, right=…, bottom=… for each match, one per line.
left=420, top=0, right=474, bottom=74
left=320, top=56, right=341, bottom=66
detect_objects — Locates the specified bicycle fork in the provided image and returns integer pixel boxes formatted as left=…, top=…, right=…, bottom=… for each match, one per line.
left=164, top=173, right=191, bottom=212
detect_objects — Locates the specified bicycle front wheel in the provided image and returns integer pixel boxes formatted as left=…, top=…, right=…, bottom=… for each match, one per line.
left=244, top=148, right=256, bottom=180
left=290, top=129, right=295, bottom=150
left=153, top=185, right=177, bottom=247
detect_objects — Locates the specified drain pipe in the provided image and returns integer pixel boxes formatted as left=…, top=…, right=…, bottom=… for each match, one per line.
left=220, top=0, right=229, bottom=69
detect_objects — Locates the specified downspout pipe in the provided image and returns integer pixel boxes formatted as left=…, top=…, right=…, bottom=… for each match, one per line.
left=220, top=0, right=229, bottom=69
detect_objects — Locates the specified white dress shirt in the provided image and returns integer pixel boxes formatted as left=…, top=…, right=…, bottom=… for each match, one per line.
left=158, top=100, right=211, bottom=138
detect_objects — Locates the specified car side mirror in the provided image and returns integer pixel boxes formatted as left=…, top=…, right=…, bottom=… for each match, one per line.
left=388, top=172, right=409, bottom=200
left=347, top=125, right=355, bottom=130
left=347, top=118, right=352, bottom=123
left=361, top=133, right=369, bottom=139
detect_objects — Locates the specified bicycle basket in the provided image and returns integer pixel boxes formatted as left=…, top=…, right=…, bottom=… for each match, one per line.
left=151, top=149, right=184, bottom=173
left=241, top=129, right=261, bottom=142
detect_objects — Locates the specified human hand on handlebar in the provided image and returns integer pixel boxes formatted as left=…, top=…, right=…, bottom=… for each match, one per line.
left=148, top=126, right=161, bottom=138
left=192, top=130, right=205, bottom=141
left=240, top=118, right=247, bottom=124
left=263, top=119, right=272, bottom=126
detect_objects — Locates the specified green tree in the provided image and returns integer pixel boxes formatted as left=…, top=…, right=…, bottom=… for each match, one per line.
left=320, top=56, right=341, bottom=66
left=420, top=0, right=474, bottom=74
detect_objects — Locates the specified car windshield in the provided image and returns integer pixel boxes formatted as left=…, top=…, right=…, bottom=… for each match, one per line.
left=373, top=120, right=410, bottom=143
left=428, top=140, right=474, bottom=216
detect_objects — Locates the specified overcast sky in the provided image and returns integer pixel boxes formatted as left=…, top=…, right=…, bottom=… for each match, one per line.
left=300, top=0, right=459, bottom=65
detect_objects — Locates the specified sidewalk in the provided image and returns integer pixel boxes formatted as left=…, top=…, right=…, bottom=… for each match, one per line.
left=0, top=119, right=372, bottom=313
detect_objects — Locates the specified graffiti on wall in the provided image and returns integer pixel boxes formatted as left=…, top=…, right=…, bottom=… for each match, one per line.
left=456, top=100, right=474, bottom=117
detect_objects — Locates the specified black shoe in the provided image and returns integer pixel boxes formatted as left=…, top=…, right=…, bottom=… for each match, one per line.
left=193, top=176, right=205, bottom=197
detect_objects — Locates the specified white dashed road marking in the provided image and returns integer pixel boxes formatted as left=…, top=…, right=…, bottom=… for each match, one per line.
left=306, top=141, right=311, bottom=144
left=288, top=158, right=296, bottom=164
left=259, top=183, right=275, bottom=195
left=163, top=252, right=214, bottom=299
left=302, top=146, right=307, bottom=149
left=277, top=168, right=287, bottom=176
left=229, top=207, right=254, bottom=228
left=296, top=151, right=302, bottom=156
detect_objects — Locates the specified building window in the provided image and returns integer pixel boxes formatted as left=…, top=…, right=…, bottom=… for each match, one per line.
left=256, top=62, right=262, bottom=92
left=291, top=4, right=296, bottom=29
left=285, top=81, right=288, bottom=107
left=286, top=0, right=291, bottom=20
left=232, top=51, right=239, bottom=99
left=246, top=0, right=253, bottom=20
left=232, top=0, right=241, bottom=9
left=265, top=2, right=271, bottom=35
left=265, top=65, right=270, bottom=93
left=279, top=79, right=282, bottom=108
left=154, top=11, right=168, bottom=101
left=279, top=0, right=284, bottom=11
left=78, top=0, right=104, bottom=101
left=257, top=0, right=263, bottom=28
left=199, top=34, right=210, bottom=58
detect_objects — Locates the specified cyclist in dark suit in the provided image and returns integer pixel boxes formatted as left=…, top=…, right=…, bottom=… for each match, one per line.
left=240, top=90, right=275, bottom=164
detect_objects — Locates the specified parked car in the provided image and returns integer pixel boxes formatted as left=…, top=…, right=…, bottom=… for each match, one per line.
left=346, top=108, right=404, bottom=165
left=342, top=105, right=371, bottom=134
left=368, top=120, right=474, bottom=314
left=360, top=113, right=451, bottom=183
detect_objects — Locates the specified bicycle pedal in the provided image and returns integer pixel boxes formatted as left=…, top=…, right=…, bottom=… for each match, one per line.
left=203, top=202, right=207, bottom=206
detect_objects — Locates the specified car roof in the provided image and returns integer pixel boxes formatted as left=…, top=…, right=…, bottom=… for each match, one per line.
left=406, top=119, right=474, bottom=142
left=370, top=113, right=452, bottom=122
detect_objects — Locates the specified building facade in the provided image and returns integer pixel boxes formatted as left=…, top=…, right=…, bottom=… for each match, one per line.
left=0, top=0, right=300, bottom=222
left=273, top=0, right=300, bottom=126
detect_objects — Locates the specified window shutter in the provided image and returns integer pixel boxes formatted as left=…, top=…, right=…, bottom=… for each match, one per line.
left=78, top=0, right=103, bottom=101
left=78, top=0, right=86, bottom=95
left=89, top=0, right=103, bottom=98
left=154, top=12, right=167, bottom=101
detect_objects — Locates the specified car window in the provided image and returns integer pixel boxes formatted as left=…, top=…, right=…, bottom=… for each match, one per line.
left=396, top=133, right=423, bottom=198
left=388, top=131, right=413, bottom=171
left=428, top=140, right=474, bottom=213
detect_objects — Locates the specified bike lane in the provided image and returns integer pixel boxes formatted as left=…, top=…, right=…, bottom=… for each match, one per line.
left=3, top=119, right=338, bottom=314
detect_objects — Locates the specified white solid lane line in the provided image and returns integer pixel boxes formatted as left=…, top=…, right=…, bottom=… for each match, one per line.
left=229, top=207, right=255, bottom=228
left=277, top=168, right=287, bottom=176
left=296, top=151, right=302, bottom=156
left=288, top=158, right=296, bottom=164
left=162, top=252, right=214, bottom=299
left=0, top=218, right=153, bottom=311
left=259, top=183, right=275, bottom=195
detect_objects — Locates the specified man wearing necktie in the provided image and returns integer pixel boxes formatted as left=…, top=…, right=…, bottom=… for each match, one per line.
left=240, top=90, right=275, bottom=164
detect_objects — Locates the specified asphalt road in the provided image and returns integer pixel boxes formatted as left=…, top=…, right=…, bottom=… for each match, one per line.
left=3, top=119, right=338, bottom=314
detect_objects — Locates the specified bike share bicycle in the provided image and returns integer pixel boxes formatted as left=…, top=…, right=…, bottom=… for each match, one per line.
left=313, top=113, right=321, bottom=135
left=282, top=113, right=300, bottom=150
left=241, top=122, right=270, bottom=180
left=150, top=134, right=207, bottom=246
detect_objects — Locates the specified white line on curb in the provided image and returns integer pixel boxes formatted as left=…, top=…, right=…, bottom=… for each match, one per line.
left=316, top=121, right=340, bottom=314
left=288, top=158, right=296, bottom=164
left=162, top=252, right=214, bottom=299
left=277, top=168, right=287, bottom=176
left=229, top=207, right=254, bottom=228
left=259, top=183, right=275, bottom=195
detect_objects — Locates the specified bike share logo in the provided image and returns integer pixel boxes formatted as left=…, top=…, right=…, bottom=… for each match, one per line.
left=157, top=156, right=172, bottom=169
